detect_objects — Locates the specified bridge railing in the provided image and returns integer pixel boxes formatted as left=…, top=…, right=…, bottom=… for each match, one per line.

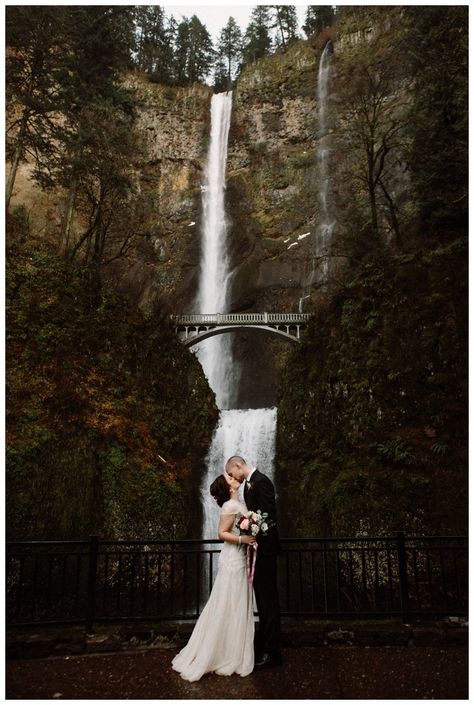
left=171, top=313, right=312, bottom=326
left=6, top=533, right=467, bottom=629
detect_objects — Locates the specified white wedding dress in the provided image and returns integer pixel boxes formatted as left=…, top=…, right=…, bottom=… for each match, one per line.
left=172, top=497, right=255, bottom=681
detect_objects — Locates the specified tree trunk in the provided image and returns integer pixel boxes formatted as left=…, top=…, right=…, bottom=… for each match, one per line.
left=61, top=176, right=78, bottom=254
left=379, top=179, right=403, bottom=249
left=5, top=111, right=29, bottom=209
left=275, top=8, right=286, bottom=50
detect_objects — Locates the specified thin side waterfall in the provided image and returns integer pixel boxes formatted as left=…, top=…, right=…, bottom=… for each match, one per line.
left=316, top=40, right=335, bottom=281
left=301, top=40, right=335, bottom=307
left=195, top=92, right=278, bottom=563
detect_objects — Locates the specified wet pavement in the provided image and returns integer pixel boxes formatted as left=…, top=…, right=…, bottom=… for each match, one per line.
left=6, top=644, right=468, bottom=699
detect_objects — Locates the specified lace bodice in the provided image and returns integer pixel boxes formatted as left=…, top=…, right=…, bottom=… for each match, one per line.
left=218, top=497, right=248, bottom=571
left=220, top=498, right=247, bottom=535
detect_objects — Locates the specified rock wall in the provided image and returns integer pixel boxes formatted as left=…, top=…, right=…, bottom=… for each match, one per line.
left=9, top=42, right=329, bottom=406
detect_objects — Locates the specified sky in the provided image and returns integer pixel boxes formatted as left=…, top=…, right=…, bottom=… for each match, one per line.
left=164, top=5, right=309, bottom=42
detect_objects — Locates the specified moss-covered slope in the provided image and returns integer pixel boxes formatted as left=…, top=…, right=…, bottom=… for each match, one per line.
left=6, top=218, right=218, bottom=541
left=276, top=239, right=467, bottom=537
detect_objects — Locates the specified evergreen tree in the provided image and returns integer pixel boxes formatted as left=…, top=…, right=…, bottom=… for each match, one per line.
left=302, top=6, right=335, bottom=37
left=174, top=15, right=214, bottom=85
left=5, top=6, right=63, bottom=208
left=271, top=5, right=299, bottom=50
left=242, top=6, right=273, bottom=64
left=174, top=18, right=191, bottom=85
left=216, top=17, right=242, bottom=87
left=40, top=6, right=136, bottom=252
left=135, top=6, right=165, bottom=73
left=134, top=6, right=176, bottom=84
left=187, top=15, right=215, bottom=84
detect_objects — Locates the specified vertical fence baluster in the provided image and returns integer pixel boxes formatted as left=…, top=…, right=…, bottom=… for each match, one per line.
left=298, top=551, right=303, bottom=610
left=208, top=551, right=213, bottom=601
left=103, top=553, right=109, bottom=614
left=373, top=547, right=379, bottom=611
left=32, top=555, right=39, bottom=618
left=412, top=548, right=421, bottom=610
left=348, top=548, right=355, bottom=610
left=16, top=556, right=25, bottom=621
left=426, top=550, right=434, bottom=608
left=143, top=552, right=149, bottom=616
left=156, top=553, right=162, bottom=616
left=86, top=535, right=99, bottom=632
left=452, top=548, right=460, bottom=601
left=386, top=542, right=394, bottom=610
left=182, top=551, right=188, bottom=616
left=74, top=554, right=81, bottom=618
left=335, top=546, right=341, bottom=612
left=195, top=552, right=201, bottom=617
left=396, top=531, right=409, bottom=622
left=130, top=551, right=137, bottom=616
left=46, top=555, right=53, bottom=611
left=439, top=548, right=448, bottom=607
left=322, top=543, right=328, bottom=614
left=60, top=553, right=67, bottom=614
left=171, top=545, right=176, bottom=614
left=361, top=546, right=368, bottom=610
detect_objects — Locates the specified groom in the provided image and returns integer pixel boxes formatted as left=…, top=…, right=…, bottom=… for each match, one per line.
left=225, top=455, right=282, bottom=669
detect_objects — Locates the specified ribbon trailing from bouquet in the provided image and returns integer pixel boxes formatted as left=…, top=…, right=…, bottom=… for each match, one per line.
left=246, top=543, right=258, bottom=589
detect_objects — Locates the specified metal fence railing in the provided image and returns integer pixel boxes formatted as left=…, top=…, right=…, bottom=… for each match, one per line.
left=171, top=313, right=312, bottom=325
left=6, top=533, right=467, bottom=629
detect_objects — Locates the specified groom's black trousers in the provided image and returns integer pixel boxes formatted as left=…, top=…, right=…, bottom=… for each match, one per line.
left=253, top=552, right=281, bottom=655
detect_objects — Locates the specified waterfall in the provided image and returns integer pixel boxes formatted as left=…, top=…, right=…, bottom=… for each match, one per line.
left=195, top=91, right=235, bottom=409
left=194, top=92, right=278, bottom=550
left=301, top=40, right=335, bottom=307
left=201, top=408, right=277, bottom=542
left=316, top=40, right=335, bottom=281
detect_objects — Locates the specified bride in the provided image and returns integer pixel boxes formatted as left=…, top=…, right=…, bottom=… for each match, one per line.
left=171, top=473, right=256, bottom=681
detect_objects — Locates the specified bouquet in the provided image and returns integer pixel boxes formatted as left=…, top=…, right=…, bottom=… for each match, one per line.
left=236, top=510, right=275, bottom=588
left=236, top=510, right=273, bottom=538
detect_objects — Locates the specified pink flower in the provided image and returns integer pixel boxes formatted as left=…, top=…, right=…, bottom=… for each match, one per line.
left=240, top=518, right=250, bottom=531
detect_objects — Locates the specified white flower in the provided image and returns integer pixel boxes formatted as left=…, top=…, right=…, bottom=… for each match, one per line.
left=252, top=512, right=258, bottom=521
left=261, top=522, right=268, bottom=533
left=251, top=525, right=259, bottom=536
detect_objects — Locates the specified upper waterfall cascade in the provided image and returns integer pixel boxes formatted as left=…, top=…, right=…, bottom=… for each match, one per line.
left=195, top=91, right=234, bottom=410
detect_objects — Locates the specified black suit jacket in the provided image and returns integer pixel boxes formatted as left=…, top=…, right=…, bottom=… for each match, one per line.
left=244, top=469, right=281, bottom=555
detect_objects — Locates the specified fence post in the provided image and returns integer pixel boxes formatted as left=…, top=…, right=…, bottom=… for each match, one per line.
left=86, top=535, right=99, bottom=633
left=396, top=531, right=409, bottom=622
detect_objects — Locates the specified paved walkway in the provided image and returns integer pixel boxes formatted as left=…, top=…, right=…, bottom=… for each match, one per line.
left=6, top=645, right=468, bottom=699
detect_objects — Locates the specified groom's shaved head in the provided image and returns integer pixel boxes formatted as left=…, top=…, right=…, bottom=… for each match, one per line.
left=225, top=456, right=250, bottom=482
left=226, top=455, right=246, bottom=470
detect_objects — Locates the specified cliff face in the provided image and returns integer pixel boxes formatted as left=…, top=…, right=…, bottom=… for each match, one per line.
left=9, top=42, right=327, bottom=406
left=117, top=79, right=212, bottom=313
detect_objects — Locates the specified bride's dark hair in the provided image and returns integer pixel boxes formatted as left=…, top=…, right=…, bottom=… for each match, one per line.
left=209, top=475, right=230, bottom=507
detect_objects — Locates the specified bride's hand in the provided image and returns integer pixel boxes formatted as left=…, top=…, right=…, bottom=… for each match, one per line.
left=241, top=535, right=256, bottom=545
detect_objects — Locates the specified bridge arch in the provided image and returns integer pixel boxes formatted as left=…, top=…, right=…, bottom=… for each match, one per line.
left=181, top=324, right=301, bottom=348
left=171, top=313, right=312, bottom=348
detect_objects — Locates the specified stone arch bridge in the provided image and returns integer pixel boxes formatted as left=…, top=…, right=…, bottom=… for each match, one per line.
left=170, top=313, right=312, bottom=347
